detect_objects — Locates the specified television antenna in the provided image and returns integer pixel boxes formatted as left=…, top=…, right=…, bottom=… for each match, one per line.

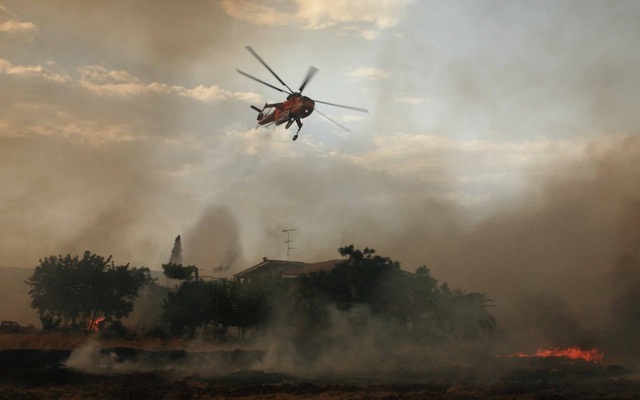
left=282, top=229, right=298, bottom=262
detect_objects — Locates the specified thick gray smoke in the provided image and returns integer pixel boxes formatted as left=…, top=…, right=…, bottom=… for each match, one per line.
left=414, top=136, right=640, bottom=361
left=2, top=0, right=640, bottom=370
left=183, top=206, right=243, bottom=274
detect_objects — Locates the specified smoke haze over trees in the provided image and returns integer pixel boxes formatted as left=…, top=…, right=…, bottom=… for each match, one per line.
left=2, top=0, right=640, bottom=368
left=159, top=245, right=496, bottom=367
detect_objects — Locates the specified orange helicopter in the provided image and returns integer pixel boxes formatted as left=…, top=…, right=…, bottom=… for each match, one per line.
left=237, top=46, right=369, bottom=141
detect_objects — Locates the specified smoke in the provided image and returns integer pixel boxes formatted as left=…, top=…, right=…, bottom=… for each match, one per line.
left=410, top=136, right=640, bottom=361
left=248, top=135, right=640, bottom=370
left=183, top=206, right=243, bottom=274
left=254, top=304, right=490, bottom=379
left=2, top=1, right=640, bottom=372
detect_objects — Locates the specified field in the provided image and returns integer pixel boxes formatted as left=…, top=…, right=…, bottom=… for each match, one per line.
left=1, top=334, right=639, bottom=400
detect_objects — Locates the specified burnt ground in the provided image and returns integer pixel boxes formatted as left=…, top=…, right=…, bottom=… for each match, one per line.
left=0, top=349, right=639, bottom=399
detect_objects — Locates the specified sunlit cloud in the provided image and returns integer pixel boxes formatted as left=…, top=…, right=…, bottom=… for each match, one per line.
left=393, top=97, right=428, bottom=105
left=351, top=133, right=589, bottom=174
left=345, top=67, right=390, bottom=81
left=0, top=20, right=36, bottom=34
left=0, top=58, right=69, bottom=83
left=337, top=133, right=597, bottom=205
left=220, top=0, right=414, bottom=40
left=0, top=4, right=36, bottom=39
left=0, top=59, right=259, bottom=104
left=218, top=0, right=288, bottom=26
left=78, top=64, right=261, bottom=103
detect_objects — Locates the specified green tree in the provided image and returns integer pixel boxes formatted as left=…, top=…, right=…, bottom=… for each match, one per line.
left=303, top=245, right=403, bottom=312
left=162, top=262, right=198, bottom=281
left=296, top=245, right=496, bottom=345
left=161, top=277, right=270, bottom=339
left=26, top=251, right=153, bottom=332
left=161, top=279, right=212, bottom=337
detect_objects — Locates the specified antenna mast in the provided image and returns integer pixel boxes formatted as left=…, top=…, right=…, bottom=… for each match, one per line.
left=282, top=229, right=298, bottom=262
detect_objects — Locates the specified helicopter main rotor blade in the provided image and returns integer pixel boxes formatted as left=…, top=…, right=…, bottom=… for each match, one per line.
left=245, top=46, right=294, bottom=94
left=299, top=66, right=318, bottom=93
left=313, top=100, right=369, bottom=113
left=315, top=109, right=351, bottom=132
left=237, top=69, right=289, bottom=94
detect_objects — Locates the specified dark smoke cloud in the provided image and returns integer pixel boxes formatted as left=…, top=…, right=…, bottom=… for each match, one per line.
left=2, top=1, right=640, bottom=365
left=183, top=206, right=243, bottom=274
left=404, top=136, right=640, bottom=359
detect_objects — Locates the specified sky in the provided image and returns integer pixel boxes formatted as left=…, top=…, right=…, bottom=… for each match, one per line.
left=2, top=1, right=640, bottom=341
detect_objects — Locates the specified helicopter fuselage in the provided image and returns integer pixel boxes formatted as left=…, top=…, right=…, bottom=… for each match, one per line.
left=257, top=93, right=315, bottom=127
left=239, top=46, right=367, bottom=140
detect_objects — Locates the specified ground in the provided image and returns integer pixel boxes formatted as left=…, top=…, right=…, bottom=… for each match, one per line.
left=1, top=334, right=639, bottom=399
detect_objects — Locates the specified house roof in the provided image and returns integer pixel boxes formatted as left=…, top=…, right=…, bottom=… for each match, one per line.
left=281, top=259, right=344, bottom=277
left=234, top=258, right=344, bottom=279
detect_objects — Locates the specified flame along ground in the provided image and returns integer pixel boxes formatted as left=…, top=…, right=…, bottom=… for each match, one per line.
left=510, top=346, right=604, bottom=363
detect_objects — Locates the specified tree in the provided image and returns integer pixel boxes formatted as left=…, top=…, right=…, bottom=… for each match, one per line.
left=296, top=245, right=496, bottom=345
left=26, top=251, right=153, bottom=332
left=161, top=276, right=270, bottom=339
left=162, top=263, right=198, bottom=281
left=304, top=245, right=403, bottom=312
left=436, top=284, right=497, bottom=340
left=162, top=279, right=213, bottom=337
left=169, top=235, right=183, bottom=265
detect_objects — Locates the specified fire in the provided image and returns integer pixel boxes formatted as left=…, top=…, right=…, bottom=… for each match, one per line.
left=87, top=316, right=106, bottom=331
left=515, top=346, right=604, bottom=362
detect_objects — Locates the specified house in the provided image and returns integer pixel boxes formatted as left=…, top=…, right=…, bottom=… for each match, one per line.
left=234, top=257, right=344, bottom=281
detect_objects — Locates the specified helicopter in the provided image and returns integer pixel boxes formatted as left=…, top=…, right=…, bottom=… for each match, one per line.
left=237, top=46, right=369, bottom=141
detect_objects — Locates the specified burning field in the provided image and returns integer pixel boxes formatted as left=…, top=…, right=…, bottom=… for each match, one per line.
left=0, top=337, right=638, bottom=400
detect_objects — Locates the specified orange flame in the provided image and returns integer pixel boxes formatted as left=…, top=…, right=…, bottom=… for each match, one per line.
left=515, top=346, right=604, bottom=362
left=88, top=316, right=106, bottom=331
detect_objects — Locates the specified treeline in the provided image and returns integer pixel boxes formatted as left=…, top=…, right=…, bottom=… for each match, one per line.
left=160, top=245, right=496, bottom=347
left=26, top=245, right=495, bottom=351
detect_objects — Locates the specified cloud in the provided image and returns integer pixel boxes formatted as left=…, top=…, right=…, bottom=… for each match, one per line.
left=219, top=0, right=289, bottom=26
left=78, top=64, right=261, bottom=103
left=0, top=58, right=69, bottom=83
left=393, top=97, right=428, bottom=105
left=0, top=20, right=36, bottom=34
left=345, top=67, right=390, bottom=81
left=0, top=4, right=36, bottom=33
left=0, top=4, right=37, bottom=46
left=0, top=59, right=260, bottom=104
left=220, top=0, right=414, bottom=39
left=352, top=133, right=588, bottom=175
